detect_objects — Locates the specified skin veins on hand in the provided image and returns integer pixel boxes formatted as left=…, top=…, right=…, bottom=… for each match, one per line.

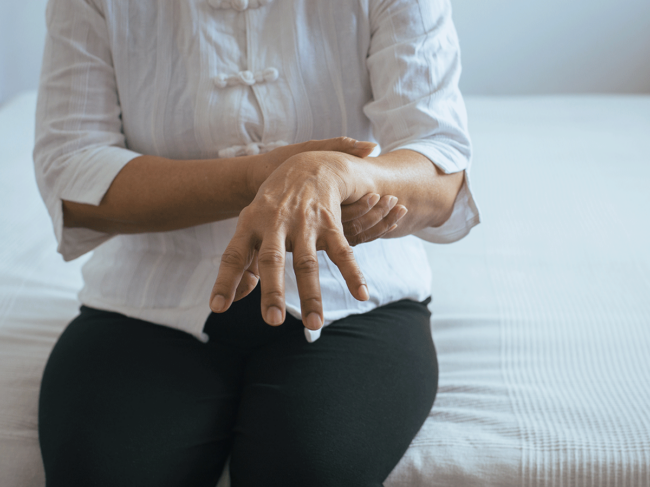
left=209, top=146, right=464, bottom=330
left=61, top=135, right=462, bottom=332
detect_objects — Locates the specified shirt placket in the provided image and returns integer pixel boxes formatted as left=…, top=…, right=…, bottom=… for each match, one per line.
left=207, top=0, right=286, bottom=158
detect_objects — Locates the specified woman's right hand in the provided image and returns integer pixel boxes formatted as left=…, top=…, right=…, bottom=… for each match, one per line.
left=229, top=191, right=406, bottom=303
left=227, top=140, right=408, bottom=306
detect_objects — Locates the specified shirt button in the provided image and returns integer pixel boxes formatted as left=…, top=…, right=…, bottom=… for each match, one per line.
left=238, top=70, right=255, bottom=85
left=261, top=67, right=279, bottom=83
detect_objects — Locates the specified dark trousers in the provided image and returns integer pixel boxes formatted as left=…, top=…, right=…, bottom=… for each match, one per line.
left=39, top=285, right=438, bottom=487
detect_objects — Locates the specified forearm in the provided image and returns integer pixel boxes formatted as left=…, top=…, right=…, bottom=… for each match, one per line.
left=347, top=149, right=465, bottom=238
left=62, top=137, right=377, bottom=235
left=62, top=154, right=258, bottom=234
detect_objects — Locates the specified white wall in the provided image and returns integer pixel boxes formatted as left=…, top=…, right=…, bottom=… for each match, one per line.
left=0, top=0, right=50, bottom=106
left=0, top=0, right=649, bottom=105
left=453, top=0, right=650, bottom=95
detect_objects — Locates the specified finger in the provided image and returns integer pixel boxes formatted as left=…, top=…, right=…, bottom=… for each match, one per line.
left=292, top=240, right=324, bottom=331
left=257, top=236, right=287, bottom=326
left=210, top=235, right=256, bottom=313
left=348, top=204, right=407, bottom=246
left=308, top=136, right=377, bottom=159
left=340, top=193, right=380, bottom=222
left=348, top=140, right=377, bottom=158
left=343, top=195, right=397, bottom=237
left=233, top=251, right=260, bottom=302
left=322, top=230, right=369, bottom=302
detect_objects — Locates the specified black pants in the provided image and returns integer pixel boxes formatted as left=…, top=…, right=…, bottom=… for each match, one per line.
left=39, top=285, right=438, bottom=487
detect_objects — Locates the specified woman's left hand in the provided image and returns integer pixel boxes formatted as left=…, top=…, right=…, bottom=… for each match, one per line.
left=209, top=150, right=372, bottom=331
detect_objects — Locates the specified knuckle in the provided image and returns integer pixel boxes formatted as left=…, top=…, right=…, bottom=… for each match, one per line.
left=347, top=219, right=363, bottom=237
left=300, top=295, right=322, bottom=309
left=258, top=250, right=285, bottom=267
left=244, top=268, right=260, bottom=281
left=335, top=136, right=350, bottom=145
left=333, top=244, right=355, bottom=262
left=294, top=254, right=319, bottom=273
left=238, top=206, right=252, bottom=220
left=263, top=289, right=285, bottom=302
left=221, top=248, right=247, bottom=268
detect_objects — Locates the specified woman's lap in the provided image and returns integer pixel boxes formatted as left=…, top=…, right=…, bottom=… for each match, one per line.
left=39, top=286, right=437, bottom=487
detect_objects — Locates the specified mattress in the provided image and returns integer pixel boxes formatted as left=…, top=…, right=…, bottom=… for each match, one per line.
left=1, top=92, right=649, bottom=486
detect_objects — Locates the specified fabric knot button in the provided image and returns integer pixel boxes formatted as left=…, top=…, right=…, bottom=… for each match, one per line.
left=218, top=141, right=289, bottom=158
left=218, top=146, right=238, bottom=159
left=245, top=143, right=260, bottom=156
left=213, top=67, right=279, bottom=89
left=258, top=67, right=279, bottom=83
left=213, top=74, right=228, bottom=89
left=238, top=70, right=256, bottom=85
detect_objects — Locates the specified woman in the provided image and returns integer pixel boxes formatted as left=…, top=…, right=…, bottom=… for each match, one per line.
left=34, top=0, right=480, bottom=485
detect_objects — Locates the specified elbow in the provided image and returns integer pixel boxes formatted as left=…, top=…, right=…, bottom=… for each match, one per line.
left=62, top=199, right=100, bottom=230
left=62, top=199, right=121, bottom=234
left=430, top=169, right=464, bottom=228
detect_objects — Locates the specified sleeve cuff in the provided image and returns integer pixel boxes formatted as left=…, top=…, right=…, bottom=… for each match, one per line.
left=47, top=146, right=141, bottom=261
left=392, top=138, right=469, bottom=174
left=391, top=141, right=481, bottom=244
left=413, top=174, right=481, bottom=244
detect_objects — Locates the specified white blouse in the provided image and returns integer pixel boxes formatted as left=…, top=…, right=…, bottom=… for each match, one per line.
left=34, top=0, right=480, bottom=342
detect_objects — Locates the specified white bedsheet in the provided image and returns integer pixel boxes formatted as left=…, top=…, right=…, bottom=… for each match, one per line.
left=1, top=92, right=649, bottom=486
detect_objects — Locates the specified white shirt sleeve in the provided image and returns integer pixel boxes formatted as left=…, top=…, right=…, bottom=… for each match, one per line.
left=363, top=0, right=480, bottom=243
left=33, top=0, right=140, bottom=262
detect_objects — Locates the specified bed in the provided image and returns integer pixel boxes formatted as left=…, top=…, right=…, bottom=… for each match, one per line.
left=1, top=92, right=649, bottom=486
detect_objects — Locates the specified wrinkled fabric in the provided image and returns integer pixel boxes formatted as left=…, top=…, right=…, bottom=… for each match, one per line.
left=34, top=0, right=479, bottom=341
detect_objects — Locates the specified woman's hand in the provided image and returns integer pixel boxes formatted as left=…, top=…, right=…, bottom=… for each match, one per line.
left=228, top=192, right=407, bottom=304
left=246, top=137, right=376, bottom=197
left=248, top=136, right=408, bottom=246
left=341, top=194, right=406, bottom=246
left=210, top=150, right=371, bottom=331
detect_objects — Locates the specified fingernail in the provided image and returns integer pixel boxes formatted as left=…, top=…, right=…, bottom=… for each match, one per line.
left=211, top=294, right=226, bottom=312
left=396, top=206, right=408, bottom=220
left=305, top=313, right=323, bottom=330
left=368, top=193, right=380, bottom=207
left=388, top=196, right=398, bottom=209
left=358, top=284, right=370, bottom=301
left=266, top=306, right=283, bottom=325
left=354, top=140, right=377, bottom=149
left=388, top=223, right=398, bottom=232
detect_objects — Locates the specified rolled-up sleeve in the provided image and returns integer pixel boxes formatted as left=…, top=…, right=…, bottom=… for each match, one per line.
left=33, top=0, right=140, bottom=261
left=364, top=0, right=480, bottom=243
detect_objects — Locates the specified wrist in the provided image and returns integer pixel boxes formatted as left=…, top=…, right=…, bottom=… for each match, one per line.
left=337, top=154, right=377, bottom=205
left=243, top=153, right=270, bottom=200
